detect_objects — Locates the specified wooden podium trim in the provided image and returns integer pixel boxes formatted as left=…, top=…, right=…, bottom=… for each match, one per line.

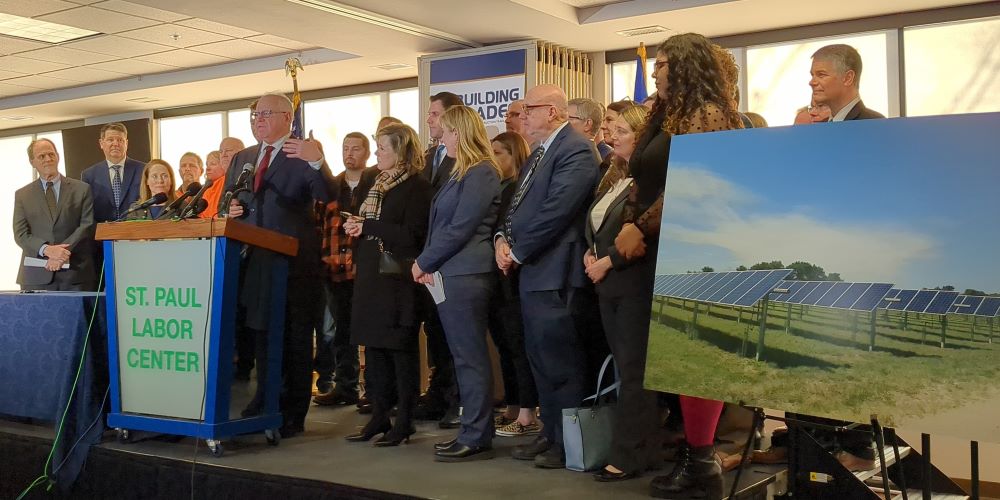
left=95, top=218, right=298, bottom=256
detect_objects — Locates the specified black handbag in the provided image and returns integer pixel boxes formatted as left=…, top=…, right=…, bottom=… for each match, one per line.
left=377, top=239, right=412, bottom=276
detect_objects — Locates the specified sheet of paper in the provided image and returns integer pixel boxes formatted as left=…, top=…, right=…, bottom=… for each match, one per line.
left=424, top=271, right=445, bottom=305
left=24, top=256, right=69, bottom=269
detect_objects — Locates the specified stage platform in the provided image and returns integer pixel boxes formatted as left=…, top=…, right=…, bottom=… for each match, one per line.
left=2, top=396, right=785, bottom=500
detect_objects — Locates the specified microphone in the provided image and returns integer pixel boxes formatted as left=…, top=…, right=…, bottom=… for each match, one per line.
left=116, top=192, right=168, bottom=221
left=189, top=198, right=209, bottom=216
left=179, top=178, right=214, bottom=218
left=220, top=163, right=254, bottom=217
left=156, top=182, right=201, bottom=220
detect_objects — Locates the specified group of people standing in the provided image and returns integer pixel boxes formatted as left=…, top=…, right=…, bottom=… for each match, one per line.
left=12, top=29, right=884, bottom=499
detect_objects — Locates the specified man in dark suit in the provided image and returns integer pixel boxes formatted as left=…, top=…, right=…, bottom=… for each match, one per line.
left=14, top=139, right=96, bottom=291
left=225, top=92, right=329, bottom=438
left=415, top=91, right=464, bottom=428
left=495, top=84, right=600, bottom=468
left=80, top=122, right=145, bottom=223
left=810, top=44, right=885, bottom=122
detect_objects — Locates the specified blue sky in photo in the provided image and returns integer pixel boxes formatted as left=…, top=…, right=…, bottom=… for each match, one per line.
left=655, top=112, right=1000, bottom=293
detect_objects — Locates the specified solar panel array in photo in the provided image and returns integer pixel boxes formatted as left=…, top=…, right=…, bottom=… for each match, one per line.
left=652, top=269, right=793, bottom=307
left=947, top=295, right=1000, bottom=317
left=768, top=281, right=895, bottom=312
left=877, top=288, right=961, bottom=315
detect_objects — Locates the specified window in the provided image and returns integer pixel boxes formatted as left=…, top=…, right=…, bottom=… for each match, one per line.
left=226, top=109, right=256, bottom=147
left=389, top=88, right=420, bottom=131
left=610, top=58, right=656, bottom=102
left=746, top=32, right=890, bottom=127
left=904, top=16, right=1000, bottom=117
left=304, top=94, right=383, bottom=174
left=0, top=135, right=36, bottom=290
left=158, top=113, right=223, bottom=184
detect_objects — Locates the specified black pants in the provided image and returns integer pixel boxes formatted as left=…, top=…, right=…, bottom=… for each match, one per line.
left=365, top=346, right=419, bottom=434
left=314, top=280, right=360, bottom=395
left=249, top=274, right=320, bottom=427
left=599, top=291, right=661, bottom=474
left=574, top=283, right=610, bottom=392
left=421, top=291, right=457, bottom=410
left=487, top=273, right=538, bottom=408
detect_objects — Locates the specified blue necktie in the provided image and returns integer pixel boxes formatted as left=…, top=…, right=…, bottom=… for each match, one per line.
left=504, top=145, right=545, bottom=243
left=111, top=164, right=123, bottom=220
left=432, top=145, right=445, bottom=181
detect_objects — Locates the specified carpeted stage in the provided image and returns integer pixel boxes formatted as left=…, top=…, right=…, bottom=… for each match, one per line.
left=1, top=400, right=784, bottom=500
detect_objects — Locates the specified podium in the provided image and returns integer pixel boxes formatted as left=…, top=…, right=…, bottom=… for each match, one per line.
left=96, top=218, right=298, bottom=455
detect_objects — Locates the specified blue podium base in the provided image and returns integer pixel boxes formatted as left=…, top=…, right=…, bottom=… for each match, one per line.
left=108, top=412, right=282, bottom=440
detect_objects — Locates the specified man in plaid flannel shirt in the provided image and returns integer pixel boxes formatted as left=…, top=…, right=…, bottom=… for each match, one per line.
left=313, top=131, right=377, bottom=405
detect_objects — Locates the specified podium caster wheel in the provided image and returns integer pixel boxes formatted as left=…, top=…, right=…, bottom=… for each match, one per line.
left=265, top=429, right=280, bottom=446
left=207, top=439, right=224, bottom=457
left=116, top=428, right=131, bottom=444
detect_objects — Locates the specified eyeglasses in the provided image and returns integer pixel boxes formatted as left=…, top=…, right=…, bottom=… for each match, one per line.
left=652, top=60, right=668, bottom=73
left=523, top=104, right=553, bottom=116
left=505, top=111, right=522, bottom=119
left=250, top=110, right=288, bottom=120
left=568, top=115, right=583, bottom=121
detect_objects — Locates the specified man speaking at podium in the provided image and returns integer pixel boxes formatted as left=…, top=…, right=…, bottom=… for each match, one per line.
left=224, top=92, right=329, bottom=437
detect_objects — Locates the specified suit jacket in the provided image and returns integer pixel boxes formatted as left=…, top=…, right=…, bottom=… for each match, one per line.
left=80, top=158, right=145, bottom=223
left=13, top=177, right=96, bottom=287
left=417, top=161, right=500, bottom=277
left=844, top=100, right=885, bottom=121
left=350, top=175, right=433, bottom=350
left=422, top=147, right=456, bottom=194
left=505, top=125, right=600, bottom=292
left=584, top=179, right=653, bottom=298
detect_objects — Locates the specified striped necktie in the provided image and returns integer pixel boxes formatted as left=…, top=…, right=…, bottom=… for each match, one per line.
left=504, top=145, right=545, bottom=243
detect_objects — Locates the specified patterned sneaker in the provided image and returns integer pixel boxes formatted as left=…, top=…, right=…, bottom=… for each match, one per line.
left=494, top=414, right=516, bottom=428
left=496, top=421, right=540, bottom=437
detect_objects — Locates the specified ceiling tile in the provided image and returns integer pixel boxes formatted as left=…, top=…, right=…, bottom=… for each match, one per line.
left=91, top=0, right=190, bottom=22
left=43, top=65, right=128, bottom=83
left=18, top=45, right=117, bottom=65
left=246, top=34, right=314, bottom=51
left=175, top=18, right=261, bottom=39
left=0, top=55, right=72, bottom=73
left=0, top=35, right=49, bottom=56
left=189, top=39, right=288, bottom=60
left=135, top=49, right=232, bottom=68
left=64, top=0, right=104, bottom=4
left=0, top=0, right=79, bottom=18
left=117, top=23, right=231, bottom=48
left=4, top=74, right=78, bottom=90
left=87, top=58, right=175, bottom=74
left=36, top=6, right=161, bottom=34
left=0, top=69, right=28, bottom=80
left=62, top=34, right=172, bottom=58
left=0, top=81, right=43, bottom=97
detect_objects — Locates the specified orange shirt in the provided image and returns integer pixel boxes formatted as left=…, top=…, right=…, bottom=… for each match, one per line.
left=199, top=176, right=226, bottom=219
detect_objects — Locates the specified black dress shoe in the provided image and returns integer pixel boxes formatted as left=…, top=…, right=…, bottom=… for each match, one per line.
left=435, top=438, right=458, bottom=451
left=534, top=445, right=566, bottom=469
left=344, top=421, right=391, bottom=442
left=594, top=467, right=638, bottom=482
left=356, top=401, right=373, bottom=415
left=438, top=410, right=461, bottom=429
left=434, top=443, right=496, bottom=462
left=373, top=427, right=415, bottom=447
left=511, top=435, right=552, bottom=460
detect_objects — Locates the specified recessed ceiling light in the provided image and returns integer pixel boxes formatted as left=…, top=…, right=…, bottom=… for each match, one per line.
left=0, top=13, right=99, bottom=44
left=0, top=115, right=34, bottom=121
left=125, top=97, right=162, bottom=103
left=371, top=63, right=411, bottom=71
left=616, top=25, right=670, bottom=37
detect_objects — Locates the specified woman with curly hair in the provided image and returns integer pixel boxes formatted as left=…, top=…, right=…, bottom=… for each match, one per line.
left=608, top=33, right=743, bottom=499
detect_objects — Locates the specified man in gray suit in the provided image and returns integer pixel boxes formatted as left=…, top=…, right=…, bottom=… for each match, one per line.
left=13, top=138, right=96, bottom=291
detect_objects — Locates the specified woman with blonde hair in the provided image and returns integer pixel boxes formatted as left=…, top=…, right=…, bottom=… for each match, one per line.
left=343, top=123, right=432, bottom=447
left=127, top=159, right=176, bottom=220
left=412, top=105, right=502, bottom=462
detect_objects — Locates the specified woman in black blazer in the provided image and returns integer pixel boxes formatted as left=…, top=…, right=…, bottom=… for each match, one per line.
left=125, top=159, right=176, bottom=220
left=344, top=124, right=432, bottom=446
left=583, top=103, right=662, bottom=482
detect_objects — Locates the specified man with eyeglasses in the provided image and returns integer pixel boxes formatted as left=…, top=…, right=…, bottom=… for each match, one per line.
left=567, top=98, right=611, bottom=161
left=504, top=99, right=527, bottom=139
left=223, top=92, right=329, bottom=438
left=495, top=84, right=600, bottom=469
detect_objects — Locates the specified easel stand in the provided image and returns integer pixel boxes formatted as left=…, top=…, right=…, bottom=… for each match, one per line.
left=96, top=219, right=298, bottom=456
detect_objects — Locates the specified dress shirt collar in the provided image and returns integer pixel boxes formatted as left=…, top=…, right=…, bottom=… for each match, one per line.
left=831, top=96, right=862, bottom=122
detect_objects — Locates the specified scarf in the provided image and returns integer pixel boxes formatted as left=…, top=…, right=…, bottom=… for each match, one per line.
left=359, top=167, right=409, bottom=224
